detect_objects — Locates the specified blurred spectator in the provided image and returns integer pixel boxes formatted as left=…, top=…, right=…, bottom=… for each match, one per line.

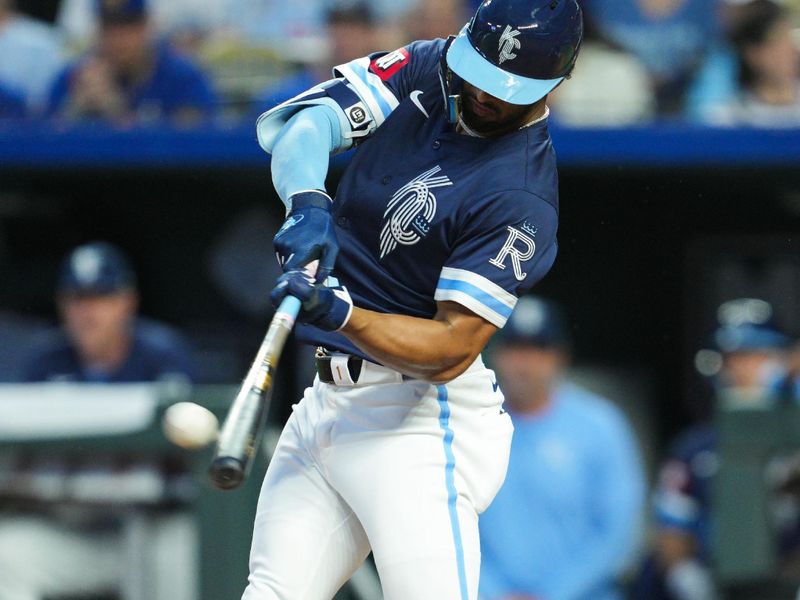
left=685, top=0, right=747, bottom=123
left=550, top=17, right=656, bottom=126
left=704, top=0, right=800, bottom=126
left=632, top=297, right=794, bottom=600
left=0, top=241, right=198, bottom=600
left=253, top=2, right=380, bottom=110
left=0, top=0, right=66, bottom=116
left=22, top=241, right=196, bottom=383
left=58, top=0, right=419, bottom=56
left=402, top=0, right=469, bottom=45
left=586, top=0, right=721, bottom=115
left=0, top=80, right=24, bottom=118
left=225, top=0, right=417, bottom=52
left=47, top=0, right=217, bottom=127
left=479, top=296, right=646, bottom=600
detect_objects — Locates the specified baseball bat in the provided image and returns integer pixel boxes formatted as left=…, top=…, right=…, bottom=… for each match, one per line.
left=208, top=294, right=301, bottom=490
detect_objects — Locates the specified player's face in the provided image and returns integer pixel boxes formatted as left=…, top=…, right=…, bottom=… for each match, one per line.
left=495, top=344, right=566, bottom=411
left=746, top=18, right=800, bottom=85
left=59, top=290, right=137, bottom=360
left=460, top=81, right=542, bottom=137
left=722, top=350, right=784, bottom=391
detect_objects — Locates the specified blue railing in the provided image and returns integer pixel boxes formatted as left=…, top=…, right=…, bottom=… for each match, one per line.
left=1, top=122, right=799, bottom=169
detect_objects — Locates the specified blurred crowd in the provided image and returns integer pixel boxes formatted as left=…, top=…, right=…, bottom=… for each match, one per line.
left=0, top=0, right=799, bottom=127
left=4, top=241, right=800, bottom=600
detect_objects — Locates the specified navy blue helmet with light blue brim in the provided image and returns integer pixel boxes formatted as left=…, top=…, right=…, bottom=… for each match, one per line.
left=442, top=0, right=583, bottom=114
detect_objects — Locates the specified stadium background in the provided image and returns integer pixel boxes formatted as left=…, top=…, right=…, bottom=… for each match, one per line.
left=2, top=0, right=800, bottom=598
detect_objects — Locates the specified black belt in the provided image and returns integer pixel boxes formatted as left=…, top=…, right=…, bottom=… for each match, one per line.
left=315, top=348, right=363, bottom=384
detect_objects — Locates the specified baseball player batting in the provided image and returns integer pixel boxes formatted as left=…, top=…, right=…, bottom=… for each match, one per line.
left=246, top=1, right=583, bottom=598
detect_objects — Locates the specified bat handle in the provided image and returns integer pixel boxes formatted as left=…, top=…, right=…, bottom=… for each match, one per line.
left=277, top=295, right=302, bottom=320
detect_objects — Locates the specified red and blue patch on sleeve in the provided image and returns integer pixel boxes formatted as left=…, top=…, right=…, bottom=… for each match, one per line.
left=369, top=48, right=410, bottom=81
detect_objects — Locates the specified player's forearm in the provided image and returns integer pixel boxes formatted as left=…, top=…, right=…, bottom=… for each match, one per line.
left=341, top=307, right=487, bottom=383
left=270, top=106, right=341, bottom=206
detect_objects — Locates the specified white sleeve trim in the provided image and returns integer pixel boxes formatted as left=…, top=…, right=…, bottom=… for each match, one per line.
left=334, top=57, right=400, bottom=124
left=434, top=267, right=518, bottom=328
left=350, top=57, right=401, bottom=113
left=334, top=63, right=389, bottom=127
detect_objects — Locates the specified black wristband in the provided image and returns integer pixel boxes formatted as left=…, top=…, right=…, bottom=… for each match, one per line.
left=288, top=190, right=332, bottom=213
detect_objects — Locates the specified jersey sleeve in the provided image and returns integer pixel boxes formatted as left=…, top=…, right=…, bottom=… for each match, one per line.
left=332, top=39, right=443, bottom=127
left=434, top=191, right=558, bottom=328
left=257, top=39, right=442, bottom=156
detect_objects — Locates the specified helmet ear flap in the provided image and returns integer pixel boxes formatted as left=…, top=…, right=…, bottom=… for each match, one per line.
left=439, top=35, right=464, bottom=124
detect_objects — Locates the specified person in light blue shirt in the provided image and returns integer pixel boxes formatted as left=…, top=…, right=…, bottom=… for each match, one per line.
left=479, top=296, right=646, bottom=600
left=0, top=0, right=66, bottom=116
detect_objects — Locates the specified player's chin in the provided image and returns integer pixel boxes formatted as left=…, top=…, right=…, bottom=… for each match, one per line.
left=462, top=108, right=499, bottom=134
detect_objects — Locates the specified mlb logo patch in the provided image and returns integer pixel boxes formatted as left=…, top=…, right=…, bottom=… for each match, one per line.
left=370, top=48, right=410, bottom=81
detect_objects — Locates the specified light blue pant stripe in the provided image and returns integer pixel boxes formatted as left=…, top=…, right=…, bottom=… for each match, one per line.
left=436, top=384, right=469, bottom=600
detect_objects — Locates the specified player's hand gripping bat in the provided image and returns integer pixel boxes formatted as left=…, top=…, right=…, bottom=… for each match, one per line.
left=208, top=263, right=316, bottom=490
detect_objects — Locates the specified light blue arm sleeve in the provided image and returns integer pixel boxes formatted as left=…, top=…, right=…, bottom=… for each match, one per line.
left=270, top=105, right=343, bottom=208
left=546, top=413, right=646, bottom=600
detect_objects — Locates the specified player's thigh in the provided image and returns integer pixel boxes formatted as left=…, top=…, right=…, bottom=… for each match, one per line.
left=330, top=431, right=481, bottom=600
left=376, top=494, right=481, bottom=600
left=326, top=377, right=512, bottom=600
left=243, top=414, right=371, bottom=600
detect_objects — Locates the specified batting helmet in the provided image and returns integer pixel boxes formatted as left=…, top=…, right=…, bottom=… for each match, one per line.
left=445, top=0, right=583, bottom=106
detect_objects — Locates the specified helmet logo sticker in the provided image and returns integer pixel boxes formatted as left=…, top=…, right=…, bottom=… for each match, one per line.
left=498, top=25, right=521, bottom=64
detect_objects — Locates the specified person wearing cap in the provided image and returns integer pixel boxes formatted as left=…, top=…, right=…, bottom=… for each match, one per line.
left=45, top=0, right=217, bottom=125
left=478, top=295, right=646, bottom=600
left=22, top=241, right=196, bottom=382
left=0, top=242, right=198, bottom=600
left=633, top=298, right=794, bottom=600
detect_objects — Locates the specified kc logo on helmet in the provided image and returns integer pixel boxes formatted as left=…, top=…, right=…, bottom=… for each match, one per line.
left=498, top=25, right=521, bottom=64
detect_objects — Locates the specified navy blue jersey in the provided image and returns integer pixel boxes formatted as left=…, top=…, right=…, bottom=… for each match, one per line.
left=22, top=318, right=197, bottom=383
left=298, top=39, right=561, bottom=358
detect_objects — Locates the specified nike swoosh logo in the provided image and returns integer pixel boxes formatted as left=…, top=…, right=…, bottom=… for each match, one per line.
left=410, top=90, right=429, bottom=118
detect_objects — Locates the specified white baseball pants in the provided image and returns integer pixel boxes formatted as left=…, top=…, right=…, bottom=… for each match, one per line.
left=242, top=356, right=513, bottom=600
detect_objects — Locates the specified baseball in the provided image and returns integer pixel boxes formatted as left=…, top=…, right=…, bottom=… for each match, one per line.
left=162, top=402, right=219, bottom=450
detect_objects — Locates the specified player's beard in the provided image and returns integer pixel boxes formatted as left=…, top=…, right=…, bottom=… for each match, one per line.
left=460, top=89, right=534, bottom=138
